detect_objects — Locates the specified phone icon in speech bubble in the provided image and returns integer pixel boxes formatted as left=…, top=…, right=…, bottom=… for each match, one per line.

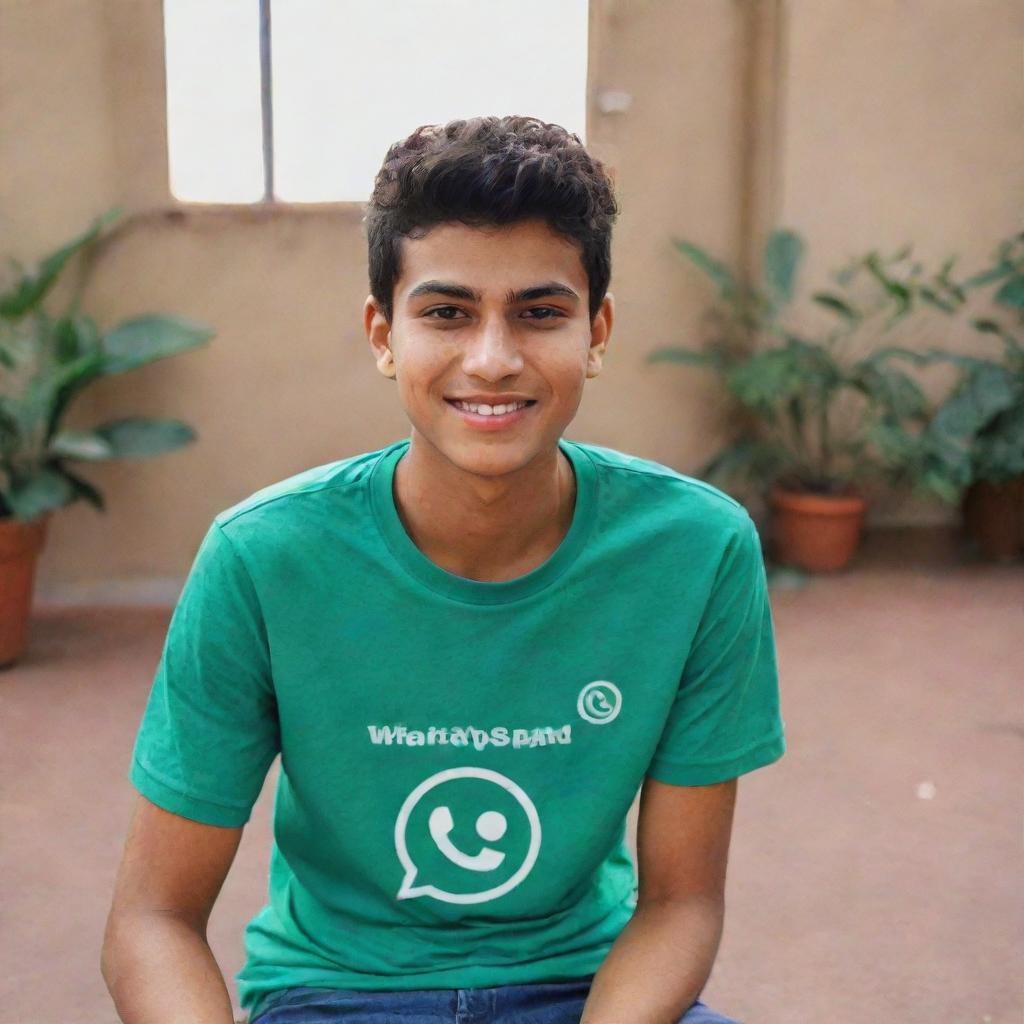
left=395, top=767, right=541, bottom=905
left=429, top=805, right=507, bottom=872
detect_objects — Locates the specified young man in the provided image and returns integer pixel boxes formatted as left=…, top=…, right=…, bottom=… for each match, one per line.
left=102, top=115, right=786, bottom=1024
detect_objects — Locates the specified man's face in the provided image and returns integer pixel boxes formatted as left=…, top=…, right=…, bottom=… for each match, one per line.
left=364, top=218, right=613, bottom=479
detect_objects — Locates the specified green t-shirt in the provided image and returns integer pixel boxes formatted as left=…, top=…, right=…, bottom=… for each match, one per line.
left=129, top=436, right=786, bottom=1021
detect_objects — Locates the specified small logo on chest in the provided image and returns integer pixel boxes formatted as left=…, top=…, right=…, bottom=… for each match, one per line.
left=576, top=681, right=622, bottom=724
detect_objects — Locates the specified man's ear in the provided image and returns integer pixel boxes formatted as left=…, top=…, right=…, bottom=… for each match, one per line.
left=363, top=295, right=396, bottom=379
left=586, top=292, right=614, bottom=379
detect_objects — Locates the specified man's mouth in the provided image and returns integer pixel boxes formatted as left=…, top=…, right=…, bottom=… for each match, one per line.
left=445, top=399, right=537, bottom=417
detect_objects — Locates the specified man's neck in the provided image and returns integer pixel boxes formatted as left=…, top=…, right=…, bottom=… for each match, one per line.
left=391, top=434, right=576, bottom=583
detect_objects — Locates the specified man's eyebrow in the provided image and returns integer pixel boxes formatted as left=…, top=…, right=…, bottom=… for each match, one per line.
left=406, top=280, right=581, bottom=305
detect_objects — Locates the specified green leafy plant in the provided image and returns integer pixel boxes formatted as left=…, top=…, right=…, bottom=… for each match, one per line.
left=896, top=232, right=1024, bottom=500
left=646, top=227, right=960, bottom=504
left=0, top=207, right=215, bottom=521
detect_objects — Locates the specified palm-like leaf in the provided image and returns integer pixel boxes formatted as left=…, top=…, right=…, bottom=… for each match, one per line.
left=671, top=239, right=737, bottom=298
left=102, top=316, right=214, bottom=375
left=54, top=418, right=197, bottom=459
left=0, top=207, right=121, bottom=320
left=1, top=211, right=213, bottom=521
left=763, top=229, right=803, bottom=310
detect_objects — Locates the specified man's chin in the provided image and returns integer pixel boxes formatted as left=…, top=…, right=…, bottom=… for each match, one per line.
left=417, top=432, right=548, bottom=480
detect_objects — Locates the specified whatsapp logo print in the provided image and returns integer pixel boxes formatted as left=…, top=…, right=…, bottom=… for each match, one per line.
left=577, top=681, right=622, bottom=724
left=394, top=767, right=541, bottom=905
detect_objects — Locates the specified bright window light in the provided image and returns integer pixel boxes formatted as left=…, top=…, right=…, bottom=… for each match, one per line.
left=271, top=0, right=590, bottom=203
left=163, top=0, right=265, bottom=203
left=163, top=0, right=590, bottom=205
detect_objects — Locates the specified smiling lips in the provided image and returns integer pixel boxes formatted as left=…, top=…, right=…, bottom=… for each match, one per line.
left=450, top=399, right=532, bottom=415
left=445, top=398, right=537, bottom=429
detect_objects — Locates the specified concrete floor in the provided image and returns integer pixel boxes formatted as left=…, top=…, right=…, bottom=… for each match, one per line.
left=1, top=527, right=1021, bottom=1024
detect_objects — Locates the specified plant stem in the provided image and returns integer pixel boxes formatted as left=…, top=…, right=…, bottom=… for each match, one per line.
left=818, top=386, right=832, bottom=482
left=787, top=398, right=812, bottom=479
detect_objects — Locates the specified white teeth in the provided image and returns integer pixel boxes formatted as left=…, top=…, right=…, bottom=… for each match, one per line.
left=452, top=400, right=528, bottom=416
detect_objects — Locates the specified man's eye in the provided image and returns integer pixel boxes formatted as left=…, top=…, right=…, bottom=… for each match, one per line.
left=424, top=306, right=465, bottom=320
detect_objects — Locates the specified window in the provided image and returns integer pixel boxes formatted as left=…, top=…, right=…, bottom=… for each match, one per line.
left=163, top=0, right=590, bottom=205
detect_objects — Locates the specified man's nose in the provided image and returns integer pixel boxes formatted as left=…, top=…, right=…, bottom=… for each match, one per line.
left=461, top=316, right=525, bottom=380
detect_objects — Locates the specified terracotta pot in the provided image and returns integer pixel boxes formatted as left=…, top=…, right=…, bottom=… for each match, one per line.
left=0, top=512, right=51, bottom=669
left=961, top=476, right=1024, bottom=561
left=768, top=485, right=867, bottom=572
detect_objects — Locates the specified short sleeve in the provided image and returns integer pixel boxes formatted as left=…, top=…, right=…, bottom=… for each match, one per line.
left=129, top=520, right=280, bottom=826
left=646, top=511, right=786, bottom=786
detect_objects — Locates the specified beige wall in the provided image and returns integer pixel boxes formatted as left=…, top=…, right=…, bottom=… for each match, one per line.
left=0, top=0, right=1019, bottom=602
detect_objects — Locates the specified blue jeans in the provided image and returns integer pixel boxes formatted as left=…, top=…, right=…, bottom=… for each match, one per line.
left=247, top=976, right=741, bottom=1023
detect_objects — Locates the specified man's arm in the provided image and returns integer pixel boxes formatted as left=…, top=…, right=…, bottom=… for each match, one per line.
left=101, top=793, right=244, bottom=1024
left=579, top=775, right=737, bottom=1024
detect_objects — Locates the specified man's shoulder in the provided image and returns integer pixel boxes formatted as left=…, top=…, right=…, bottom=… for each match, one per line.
left=212, top=440, right=401, bottom=532
left=568, top=439, right=747, bottom=520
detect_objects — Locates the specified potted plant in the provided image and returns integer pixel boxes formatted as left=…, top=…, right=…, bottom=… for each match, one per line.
left=646, top=228, right=954, bottom=572
left=0, top=207, right=215, bottom=667
left=896, top=232, right=1024, bottom=560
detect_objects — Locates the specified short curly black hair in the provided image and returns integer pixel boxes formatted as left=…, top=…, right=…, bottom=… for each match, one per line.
left=363, top=114, right=620, bottom=325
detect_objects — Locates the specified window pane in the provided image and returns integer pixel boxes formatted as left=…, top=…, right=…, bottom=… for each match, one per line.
left=163, top=0, right=265, bottom=203
left=271, top=0, right=590, bottom=203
